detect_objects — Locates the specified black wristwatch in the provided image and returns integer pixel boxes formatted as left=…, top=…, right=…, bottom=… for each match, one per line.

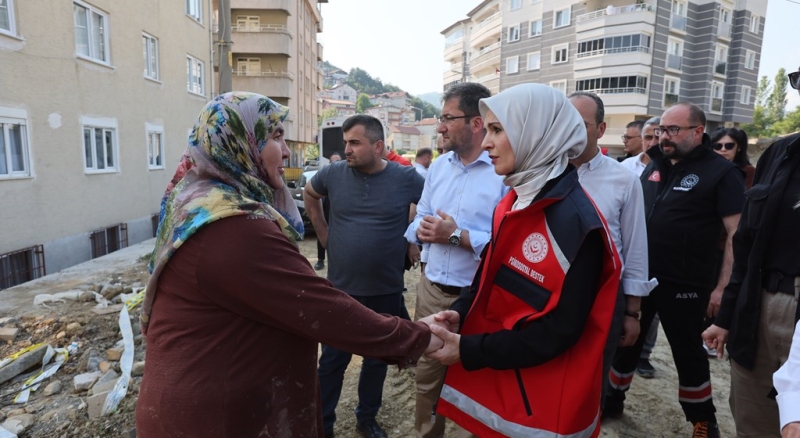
left=624, top=310, right=641, bottom=321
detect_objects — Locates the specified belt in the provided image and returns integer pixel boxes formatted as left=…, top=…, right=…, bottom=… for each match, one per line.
left=762, top=271, right=799, bottom=296
left=431, top=281, right=463, bottom=296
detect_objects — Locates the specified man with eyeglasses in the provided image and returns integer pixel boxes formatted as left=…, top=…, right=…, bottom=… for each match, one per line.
left=619, top=120, right=645, bottom=162
left=606, top=102, right=745, bottom=438
left=405, top=82, right=507, bottom=438
left=704, top=66, right=800, bottom=437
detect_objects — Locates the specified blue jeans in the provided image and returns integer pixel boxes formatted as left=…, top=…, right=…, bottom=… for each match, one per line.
left=318, top=292, right=405, bottom=432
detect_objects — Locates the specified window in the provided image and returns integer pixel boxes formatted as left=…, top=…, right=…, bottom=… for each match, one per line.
left=749, top=14, right=759, bottom=33
left=740, top=86, right=752, bottom=105
left=0, top=245, right=45, bottom=290
left=667, top=38, right=683, bottom=70
left=711, top=82, right=724, bottom=113
left=527, top=52, right=541, bottom=71
left=575, top=76, right=648, bottom=94
left=0, top=0, right=16, bottom=36
left=236, top=15, right=259, bottom=31
left=554, top=7, right=570, bottom=28
left=506, top=56, right=519, bottom=74
left=745, top=50, right=756, bottom=70
left=0, top=107, right=30, bottom=179
left=550, top=80, right=567, bottom=94
left=90, top=224, right=128, bottom=259
left=142, top=33, right=159, bottom=80
left=186, top=0, right=202, bottom=23
left=187, top=55, right=205, bottom=95
left=529, top=19, right=542, bottom=37
left=510, top=0, right=521, bottom=10
left=507, top=24, right=520, bottom=43
left=576, top=33, right=651, bottom=58
left=146, top=124, right=164, bottom=169
left=236, top=57, right=261, bottom=75
left=73, top=1, right=110, bottom=63
left=664, top=77, right=680, bottom=107
left=82, top=119, right=118, bottom=173
left=718, top=8, right=731, bottom=38
left=670, top=1, right=687, bottom=31
left=552, top=44, right=568, bottom=64
left=715, top=44, right=728, bottom=75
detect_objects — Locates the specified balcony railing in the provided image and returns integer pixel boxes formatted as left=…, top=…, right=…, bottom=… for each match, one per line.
left=233, top=23, right=293, bottom=36
left=233, top=70, right=295, bottom=79
left=575, top=3, right=652, bottom=23
left=445, top=36, right=464, bottom=48
left=584, top=87, right=648, bottom=95
left=671, top=14, right=687, bottom=31
left=475, top=73, right=498, bottom=84
left=476, top=41, right=501, bottom=57
left=718, top=22, right=732, bottom=39
left=664, top=93, right=680, bottom=107
left=711, top=97, right=723, bottom=112
left=715, top=62, right=727, bottom=75
left=473, top=11, right=500, bottom=30
left=667, top=54, right=682, bottom=70
left=576, top=45, right=650, bottom=59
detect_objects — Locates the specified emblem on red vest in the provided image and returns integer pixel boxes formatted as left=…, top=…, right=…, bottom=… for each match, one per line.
left=522, top=233, right=548, bottom=263
left=648, top=171, right=661, bottom=182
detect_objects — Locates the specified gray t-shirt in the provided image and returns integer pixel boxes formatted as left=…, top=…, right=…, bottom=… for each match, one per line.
left=311, top=160, right=424, bottom=296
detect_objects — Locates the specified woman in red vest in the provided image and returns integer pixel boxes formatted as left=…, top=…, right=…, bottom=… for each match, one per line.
left=425, top=83, right=622, bottom=437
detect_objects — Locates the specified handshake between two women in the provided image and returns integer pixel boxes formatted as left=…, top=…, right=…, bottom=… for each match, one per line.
left=420, top=311, right=462, bottom=366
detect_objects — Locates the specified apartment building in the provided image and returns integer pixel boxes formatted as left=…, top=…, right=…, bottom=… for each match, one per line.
left=215, top=0, right=325, bottom=170
left=498, top=0, right=766, bottom=153
left=0, top=0, right=213, bottom=288
left=442, top=0, right=502, bottom=95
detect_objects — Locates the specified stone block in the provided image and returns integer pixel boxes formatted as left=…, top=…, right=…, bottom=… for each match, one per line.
left=73, top=371, right=102, bottom=392
left=106, top=347, right=123, bottom=361
left=131, top=361, right=145, bottom=377
left=1, top=413, right=34, bottom=435
left=0, top=328, right=18, bottom=342
left=87, top=391, right=109, bottom=419
left=43, top=380, right=62, bottom=396
left=0, top=344, right=48, bottom=386
left=88, top=377, right=118, bottom=397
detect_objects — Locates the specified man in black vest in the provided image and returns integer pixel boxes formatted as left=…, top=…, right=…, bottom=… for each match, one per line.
left=704, top=67, right=800, bottom=437
left=606, top=102, right=744, bottom=438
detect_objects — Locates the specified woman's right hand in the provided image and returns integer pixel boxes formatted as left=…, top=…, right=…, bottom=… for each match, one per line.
left=433, top=310, right=460, bottom=333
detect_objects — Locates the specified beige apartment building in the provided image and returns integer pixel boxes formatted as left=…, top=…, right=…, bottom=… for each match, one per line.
left=442, top=0, right=502, bottom=95
left=214, top=0, right=326, bottom=172
left=0, top=0, right=213, bottom=288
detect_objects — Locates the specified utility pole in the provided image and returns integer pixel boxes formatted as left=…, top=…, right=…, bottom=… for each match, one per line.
left=217, top=0, right=232, bottom=94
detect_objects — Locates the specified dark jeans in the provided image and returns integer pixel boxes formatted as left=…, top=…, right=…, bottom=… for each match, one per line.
left=318, top=292, right=405, bottom=432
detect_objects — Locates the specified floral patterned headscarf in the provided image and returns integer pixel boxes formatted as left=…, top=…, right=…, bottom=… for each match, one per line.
left=142, top=92, right=303, bottom=327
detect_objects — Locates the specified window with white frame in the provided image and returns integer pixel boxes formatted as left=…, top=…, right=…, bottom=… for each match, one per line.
left=749, top=14, right=759, bottom=33
left=73, top=1, right=110, bottom=63
left=550, top=80, right=567, bottom=94
left=711, top=81, right=724, bottom=113
left=529, top=19, right=542, bottom=37
left=506, top=56, right=519, bottom=74
left=186, top=0, right=202, bottom=23
left=664, top=77, right=680, bottom=107
left=552, top=44, right=568, bottom=64
left=554, top=7, right=571, bottom=28
left=507, top=24, right=520, bottom=42
left=82, top=117, right=118, bottom=173
left=236, top=15, right=259, bottom=31
left=527, top=52, right=541, bottom=71
left=740, top=86, right=752, bottom=105
left=186, top=55, right=205, bottom=95
left=0, top=107, right=30, bottom=179
left=745, top=50, right=756, bottom=69
left=146, top=124, right=164, bottom=169
left=666, top=38, right=683, bottom=70
left=715, top=44, right=728, bottom=75
left=142, top=33, right=159, bottom=80
left=510, top=0, right=521, bottom=10
left=0, top=0, right=17, bottom=36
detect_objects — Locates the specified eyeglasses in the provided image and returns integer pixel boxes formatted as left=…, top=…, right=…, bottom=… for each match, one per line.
left=712, top=142, right=736, bottom=151
left=437, top=114, right=475, bottom=125
left=789, top=70, right=800, bottom=90
left=621, top=135, right=637, bottom=141
left=653, top=125, right=698, bottom=137
left=643, top=134, right=658, bottom=141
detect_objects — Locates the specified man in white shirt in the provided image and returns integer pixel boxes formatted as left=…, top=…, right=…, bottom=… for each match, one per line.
left=775, top=320, right=800, bottom=437
left=413, top=147, right=433, bottom=178
left=405, top=82, right=507, bottom=438
left=620, top=117, right=659, bottom=177
left=567, top=91, right=656, bottom=413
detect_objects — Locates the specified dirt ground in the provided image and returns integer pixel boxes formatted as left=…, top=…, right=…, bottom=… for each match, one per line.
left=0, top=236, right=737, bottom=437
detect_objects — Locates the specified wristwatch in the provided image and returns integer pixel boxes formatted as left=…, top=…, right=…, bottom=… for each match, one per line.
left=624, top=310, right=641, bottom=321
left=448, top=228, right=463, bottom=247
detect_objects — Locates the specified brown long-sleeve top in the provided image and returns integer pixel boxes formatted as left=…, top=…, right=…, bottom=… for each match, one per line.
left=136, top=215, right=430, bottom=438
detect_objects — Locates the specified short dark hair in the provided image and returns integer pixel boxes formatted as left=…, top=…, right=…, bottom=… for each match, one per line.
left=330, top=152, right=342, bottom=159
left=710, top=127, right=751, bottom=167
left=442, top=82, right=491, bottom=117
left=626, top=120, right=645, bottom=131
left=416, top=147, right=433, bottom=159
left=567, top=91, right=605, bottom=124
left=342, top=115, right=384, bottom=143
left=674, top=102, right=707, bottom=127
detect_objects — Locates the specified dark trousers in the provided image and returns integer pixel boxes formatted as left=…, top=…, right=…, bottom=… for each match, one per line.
left=602, top=287, right=626, bottom=406
left=317, top=239, right=326, bottom=261
left=607, top=282, right=717, bottom=423
left=318, top=292, right=405, bottom=432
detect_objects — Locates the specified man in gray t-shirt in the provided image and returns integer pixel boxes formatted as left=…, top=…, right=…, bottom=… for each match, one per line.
left=304, top=115, right=424, bottom=438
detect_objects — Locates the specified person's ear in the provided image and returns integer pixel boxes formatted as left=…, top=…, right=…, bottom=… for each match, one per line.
left=597, top=121, right=607, bottom=139
left=471, top=115, right=484, bottom=133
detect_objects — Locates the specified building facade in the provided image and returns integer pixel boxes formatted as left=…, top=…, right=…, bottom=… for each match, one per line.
left=442, top=0, right=502, bottom=95
left=0, top=0, right=214, bottom=287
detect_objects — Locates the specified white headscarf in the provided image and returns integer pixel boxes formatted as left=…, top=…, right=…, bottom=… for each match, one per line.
left=479, top=83, right=586, bottom=195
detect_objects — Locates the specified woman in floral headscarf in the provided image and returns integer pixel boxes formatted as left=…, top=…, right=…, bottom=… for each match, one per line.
left=136, top=93, right=438, bottom=438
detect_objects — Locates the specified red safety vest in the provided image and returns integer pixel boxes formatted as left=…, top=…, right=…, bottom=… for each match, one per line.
left=437, top=187, right=621, bottom=438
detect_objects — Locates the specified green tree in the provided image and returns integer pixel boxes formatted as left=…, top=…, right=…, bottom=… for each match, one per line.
left=305, top=144, right=319, bottom=160
left=766, top=68, right=788, bottom=122
left=356, top=93, right=374, bottom=113
left=741, top=105, right=771, bottom=138
left=754, top=75, right=771, bottom=108
left=771, top=106, right=800, bottom=135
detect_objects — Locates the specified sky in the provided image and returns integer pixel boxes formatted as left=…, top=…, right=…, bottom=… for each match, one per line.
left=318, top=0, right=800, bottom=110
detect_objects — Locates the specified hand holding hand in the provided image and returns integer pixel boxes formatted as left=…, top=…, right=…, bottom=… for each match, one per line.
left=433, top=310, right=460, bottom=333
left=702, top=324, right=729, bottom=359
left=426, top=324, right=461, bottom=365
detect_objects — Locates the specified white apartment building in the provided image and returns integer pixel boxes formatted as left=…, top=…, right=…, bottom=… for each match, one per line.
left=0, top=0, right=213, bottom=288
left=442, top=0, right=502, bottom=95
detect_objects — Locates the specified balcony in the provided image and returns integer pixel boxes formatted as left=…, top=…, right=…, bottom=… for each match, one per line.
left=711, top=97, right=723, bottom=113
left=444, top=37, right=464, bottom=62
left=475, top=73, right=499, bottom=93
left=575, top=4, right=655, bottom=33
left=232, top=70, right=294, bottom=98
left=469, top=42, right=501, bottom=76
left=718, top=22, right=732, bottom=39
left=667, top=54, right=682, bottom=71
left=231, top=28, right=292, bottom=55
left=715, top=61, right=726, bottom=76
left=231, top=0, right=291, bottom=12
left=574, top=47, right=652, bottom=71
left=670, top=14, right=687, bottom=32
left=317, top=42, right=323, bottom=61
left=664, top=93, right=679, bottom=107
left=470, top=12, right=501, bottom=47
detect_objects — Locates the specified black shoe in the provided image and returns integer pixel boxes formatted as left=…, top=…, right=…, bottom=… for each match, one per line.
left=323, top=430, right=334, bottom=438
left=314, top=260, right=325, bottom=270
left=692, top=420, right=720, bottom=438
left=635, top=358, right=655, bottom=378
left=602, top=398, right=624, bottom=420
left=356, top=419, right=387, bottom=438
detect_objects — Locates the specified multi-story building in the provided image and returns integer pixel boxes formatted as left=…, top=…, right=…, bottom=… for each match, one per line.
left=441, top=0, right=502, bottom=95
left=215, top=0, right=326, bottom=169
left=498, top=0, right=766, bottom=153
left=321, top=98, right=357, bottom=118
left=319, top=83, right=357, bottom=102
left=0, top=0, right=213, bottom=287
